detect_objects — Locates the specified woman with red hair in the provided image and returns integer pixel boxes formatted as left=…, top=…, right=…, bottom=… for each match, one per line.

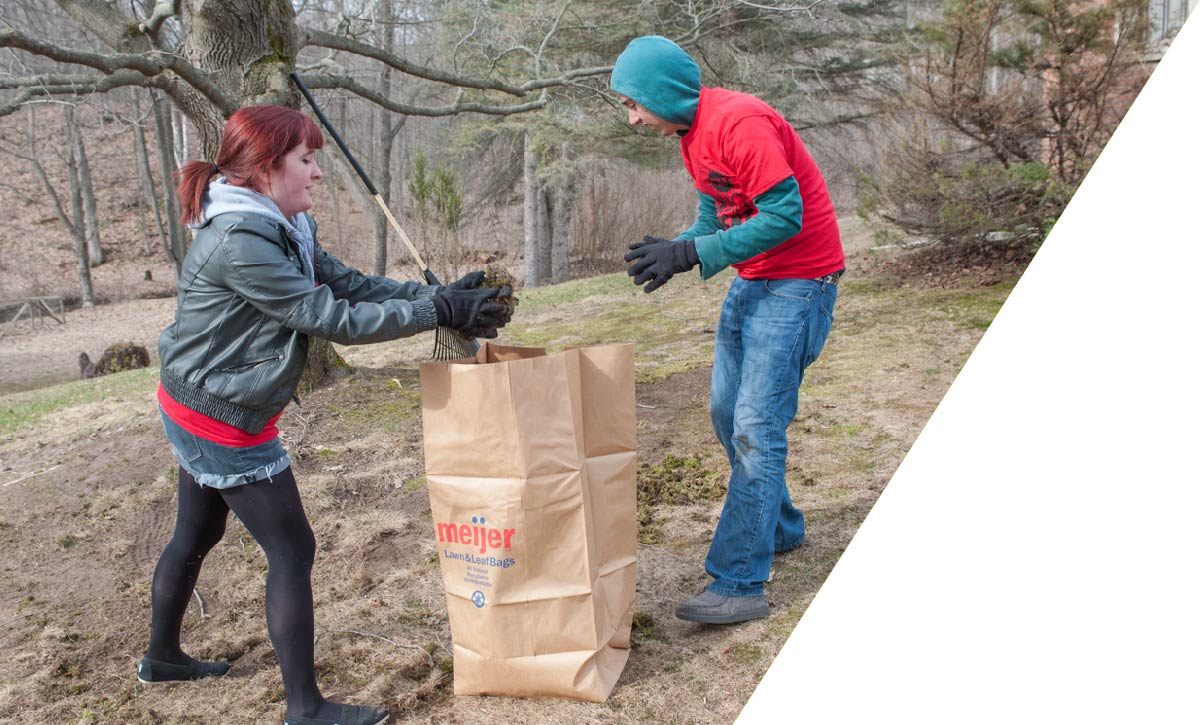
left=140, top=105, right=509, bottom=725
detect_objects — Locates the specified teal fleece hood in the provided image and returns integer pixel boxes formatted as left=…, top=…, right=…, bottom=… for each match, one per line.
left=610, top=36, right=700, bottom=127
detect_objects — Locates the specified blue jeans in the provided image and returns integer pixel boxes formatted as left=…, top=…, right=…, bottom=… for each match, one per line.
left=705, top=276, right=837, bottom=596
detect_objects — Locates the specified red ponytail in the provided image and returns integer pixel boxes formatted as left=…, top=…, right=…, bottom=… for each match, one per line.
left=175, top=161, right=220, bottom=227
left=175, top=105, right=324, bottom=226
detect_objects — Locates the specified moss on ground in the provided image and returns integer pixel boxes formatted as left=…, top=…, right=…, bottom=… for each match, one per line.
left=933, top=282, right=1015, bottom=331
left=637, top=453, right=726, bottom=507
left=723, top=641, right=765, bottom=666
left=637, top=506, right=663, bottom=545
left=636, top=453, right=725, bottom=545
left=631, top=611, right=668, bottom=647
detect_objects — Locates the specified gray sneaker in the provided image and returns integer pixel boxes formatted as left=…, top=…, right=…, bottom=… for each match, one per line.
left=675, top=590, right=769, bottom=624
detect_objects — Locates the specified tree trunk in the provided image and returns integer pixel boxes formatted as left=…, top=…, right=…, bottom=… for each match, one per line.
left=375, top=127, right=398, bottom=276
left=29, top=104, right=94, bottom=307
left=171, top=103, right=187, bottom=168
left=132, top=90, right=168, bottom=257
left=393, top=139, right=405, bottom=245
left=330, top=152, right=373, bottom=221
left=297, top=338, right=348, bottom=394
left=537, top=184, right=552, bottom=284
left=63, top=106, right=96, bottom=308
left=523, top=130, right=542, bottom=287
left=551, top=177, right=571, bottom=284
left=372, top=0, right=397, bottom=276
left=374, top=115, right=408, bottom=276
left=587, top=172, right=598, bottom=264
left=135, top=191, right=153, bottom=257
left=152, top=91, right=187, bottom=278
left=320, top=149, right=344, bottom=248
left=178, top=0, right=300, bottom=156
left=328, top=94, right=366, bottom=240
left=373, top=151, right=391, bottom=274
left=75, top=125, right=105, bottom=267
left=336, top=94, right=349, bottom=155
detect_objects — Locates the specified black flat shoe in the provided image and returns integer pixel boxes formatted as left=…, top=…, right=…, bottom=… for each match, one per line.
left=136, top=655, right=230, bottom=684
left=283, top=704, right=389, bottom=725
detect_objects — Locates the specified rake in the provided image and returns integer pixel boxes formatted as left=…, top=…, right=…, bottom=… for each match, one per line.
left=290, top=71, right=479, bottom=361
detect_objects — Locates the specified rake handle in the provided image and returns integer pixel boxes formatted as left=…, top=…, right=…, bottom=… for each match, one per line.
left=289, top=71, right=440, bottom=286
left=370, top=196, right=442, bottom=286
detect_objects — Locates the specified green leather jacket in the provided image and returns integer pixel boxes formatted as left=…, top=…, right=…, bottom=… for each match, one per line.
left=158, top=211, right=439, bottom=434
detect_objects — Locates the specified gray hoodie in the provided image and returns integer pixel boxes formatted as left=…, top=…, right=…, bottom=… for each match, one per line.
left=194, top=177, right=316, bottom=282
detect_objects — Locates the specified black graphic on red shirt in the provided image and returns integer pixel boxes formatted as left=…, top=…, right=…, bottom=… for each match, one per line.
left=706, top=171, right=754, bottom=230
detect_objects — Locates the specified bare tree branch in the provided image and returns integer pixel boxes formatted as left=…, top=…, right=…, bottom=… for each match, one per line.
left=0, top=28, right=237, bottom=115
left=5, top=7, right=611, bottom=125
left=451, top=2, right=486, bottom=67
left=0, top=69, right=170, bottom=110
left=533, top=0, right=572, bottom=76
left=734, top=0, right=828, bottom=19
left=0, top=88, right=35, bottom=117
left=55, top=0, right=147, bottom=53
left=299, top=72, right=549, bottom=116
left=1, top=72, right=110, bottom=89
left=518, top=65, right=612, bottom=92
left=299, top=27, right=528, bottom=97
left=138, top=0, right=182, bottom=39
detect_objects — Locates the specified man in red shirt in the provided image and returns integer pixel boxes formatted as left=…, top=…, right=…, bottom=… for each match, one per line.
left=614, top=36, right=845, bottom=624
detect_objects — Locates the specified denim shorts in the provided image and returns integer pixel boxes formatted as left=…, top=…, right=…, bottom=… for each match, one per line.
left=160, top=408, right=292, bottom=489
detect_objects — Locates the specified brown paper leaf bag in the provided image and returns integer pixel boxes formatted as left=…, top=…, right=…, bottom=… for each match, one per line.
left=419, top=342, right=637, bottom=701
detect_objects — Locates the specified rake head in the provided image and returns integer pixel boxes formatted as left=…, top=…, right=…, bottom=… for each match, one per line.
left=432, top=325, right=480, bottom=361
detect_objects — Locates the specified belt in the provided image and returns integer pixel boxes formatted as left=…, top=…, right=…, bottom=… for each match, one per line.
left=814, top=269, right=844, bottom=285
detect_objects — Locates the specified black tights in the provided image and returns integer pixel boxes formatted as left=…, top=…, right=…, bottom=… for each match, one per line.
left=147, top=467, right=338, bottom=719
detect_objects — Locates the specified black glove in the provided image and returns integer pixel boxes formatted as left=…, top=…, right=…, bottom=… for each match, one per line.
left=432, top=285, right=513, bottom=339
left=446, top=270, right=485, bottom=291
left=623, top=236, right=699, bottom=293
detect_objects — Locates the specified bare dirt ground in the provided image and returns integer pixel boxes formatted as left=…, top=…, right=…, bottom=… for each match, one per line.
left=0, top=217, right=1025, bottom=724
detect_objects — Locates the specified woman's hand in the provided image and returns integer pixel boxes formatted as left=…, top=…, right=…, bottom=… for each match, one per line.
left=432, top=285, right=513, bottom=339
left=446, top=270, right=486, bottom=291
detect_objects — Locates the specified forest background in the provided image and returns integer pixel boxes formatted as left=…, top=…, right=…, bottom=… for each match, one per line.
left=2, top=0, right=1174, bottom=318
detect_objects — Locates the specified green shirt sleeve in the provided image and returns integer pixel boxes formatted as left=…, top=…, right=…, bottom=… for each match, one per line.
left=691, top=176, right=804, bottom=280
left=674, top=192, right=722, bottom=242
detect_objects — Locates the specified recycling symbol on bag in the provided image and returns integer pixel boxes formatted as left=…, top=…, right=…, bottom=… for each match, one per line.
left=472, top=590, right=486, bottom=608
